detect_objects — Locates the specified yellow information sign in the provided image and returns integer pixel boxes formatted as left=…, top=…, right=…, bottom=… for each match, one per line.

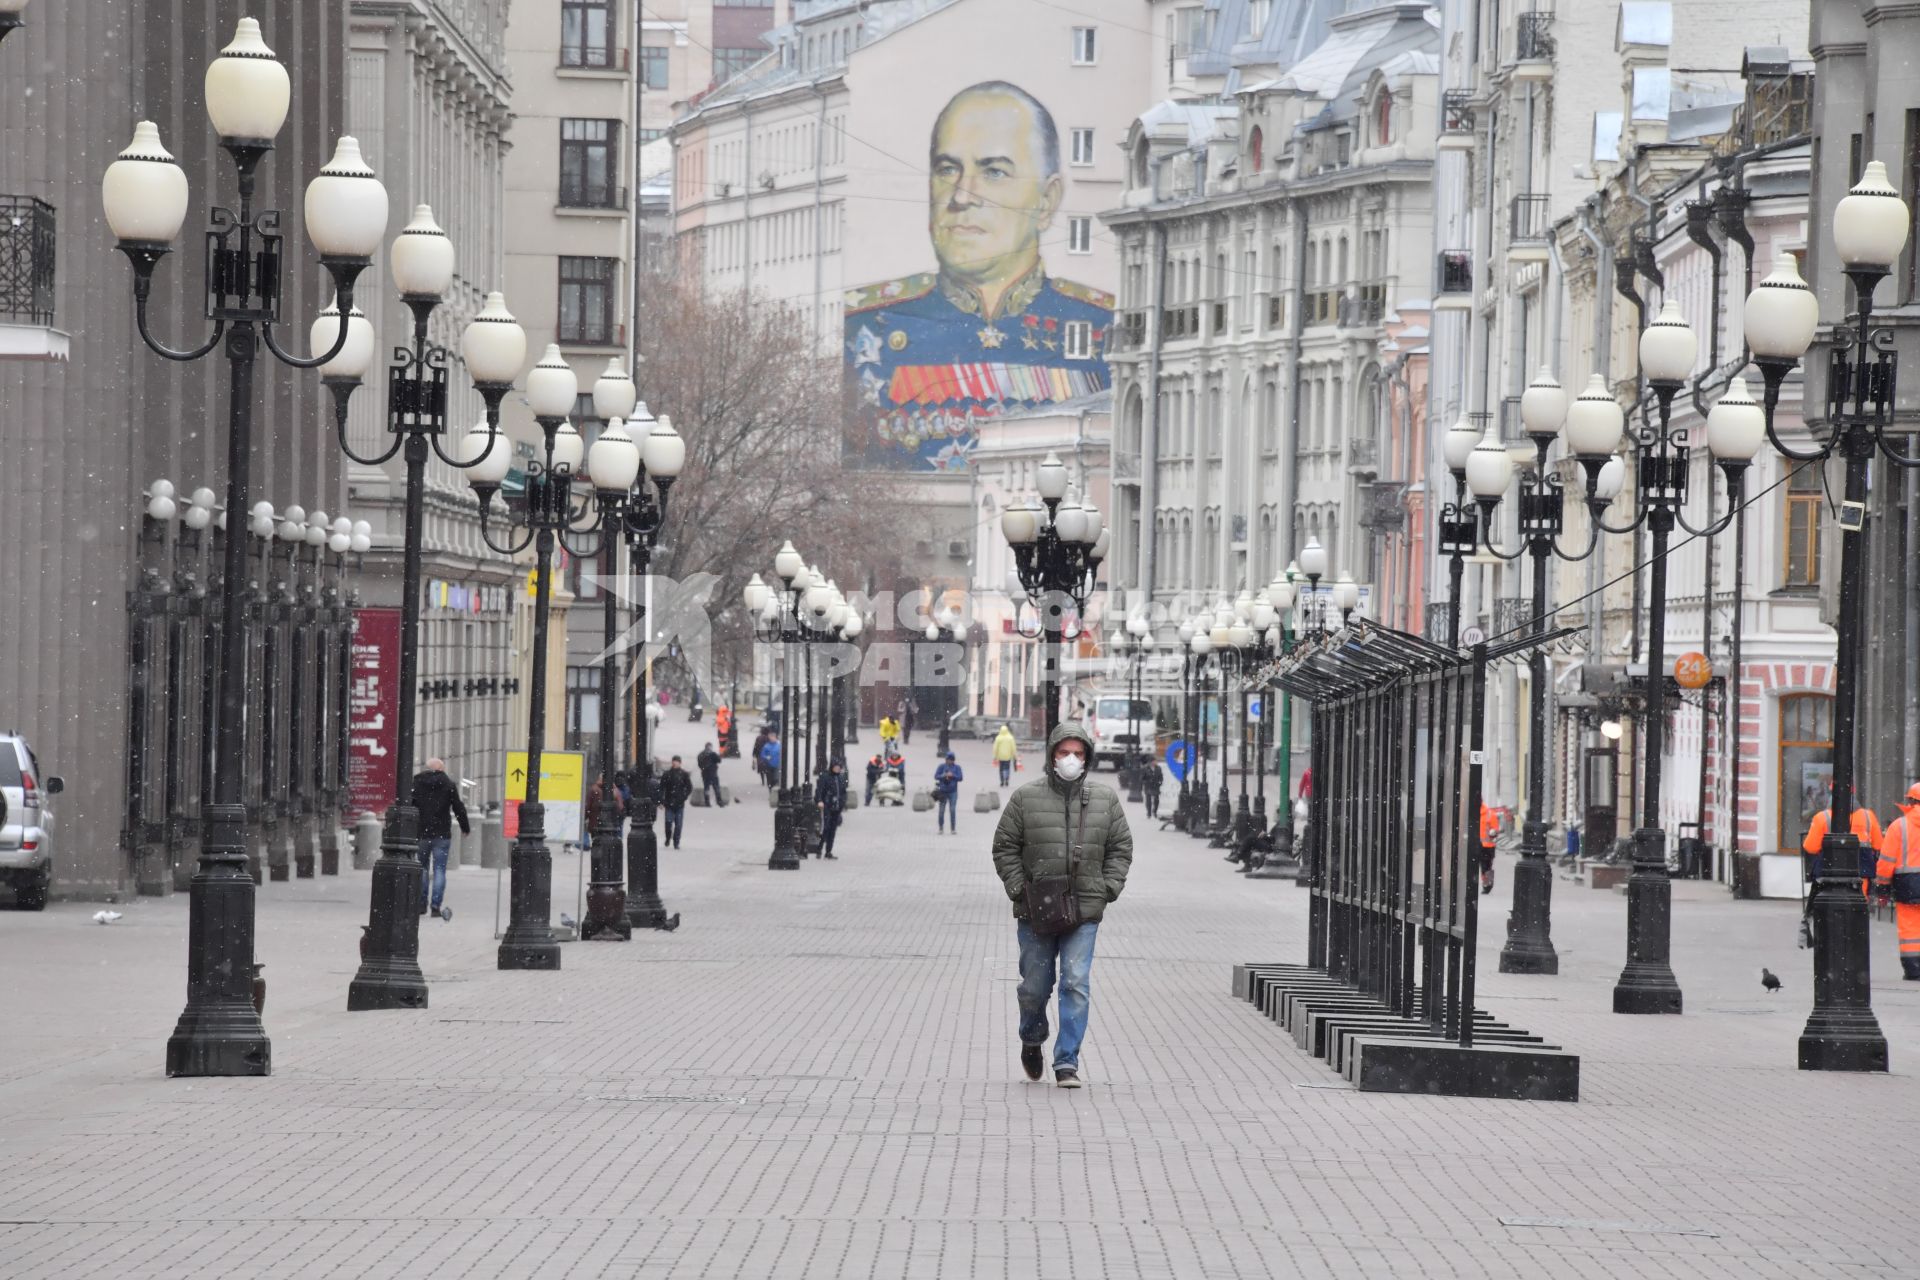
left=503, top=749, right=586, bottom=842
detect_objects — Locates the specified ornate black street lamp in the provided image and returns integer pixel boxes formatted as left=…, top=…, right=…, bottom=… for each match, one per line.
left=1255, top=565, right=1300, bottom=871
left=467, top=346, right=637, bottom=968
left=748, top=544, right=810, bottom=870
left=1187, top=613, right=1215, bottom=842
left=1464, top=370, right=1623, bottom=978
left=1210, top=599, right=1252, bottom=852
left=929, top=606, right=963, bottom=758
left=104, top=19, right=387, bottom=1077
left=1744, top=164, right=1915, bottom=1070
left=611, top=392, right=685, bottom=934
left=1001, top=452, right=1106, bottom=737
left=327, top=207, right=527, bottom=1008
left=1169, top=615, right=1198, bottom=829
left=0, top=0, right=31, bottom=47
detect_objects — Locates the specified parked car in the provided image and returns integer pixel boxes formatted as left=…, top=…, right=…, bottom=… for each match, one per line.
left=1086, top=694, right=1154, bottom=771
left=0, top=734, right=63, bottom=910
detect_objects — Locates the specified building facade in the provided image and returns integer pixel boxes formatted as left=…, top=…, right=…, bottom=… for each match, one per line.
left=0, top=3, right=350, bottom=897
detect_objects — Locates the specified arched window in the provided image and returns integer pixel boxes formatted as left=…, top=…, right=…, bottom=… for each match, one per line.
left=1132, top=136, right=1151, bottom=188
left=1376, top=91, right=1393, bottom=145
left=1249, top=125, right=1264, bottom=172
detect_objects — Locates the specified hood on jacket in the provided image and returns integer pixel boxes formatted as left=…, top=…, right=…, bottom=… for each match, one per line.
left=1046, top=720, right=1096, bottom=784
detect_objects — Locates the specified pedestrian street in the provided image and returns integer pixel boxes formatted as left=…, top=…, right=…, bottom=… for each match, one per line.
left=2, top=719, right=1918, bottom=1279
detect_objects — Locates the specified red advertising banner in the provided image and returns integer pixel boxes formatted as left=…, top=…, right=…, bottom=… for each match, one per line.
left=348, top=607, right=402, bottom=819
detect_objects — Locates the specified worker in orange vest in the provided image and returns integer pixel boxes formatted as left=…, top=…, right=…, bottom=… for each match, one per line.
left=714, top=704, right=734, bottom=753
left=1478, top=802, right=1499, bottom=896
left=1875, top=782, right=1920, bottom=981
left=1802, top=784, right=1882, bottom=897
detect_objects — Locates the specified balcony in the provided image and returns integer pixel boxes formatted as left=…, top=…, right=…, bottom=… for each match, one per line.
left=1161, top=304, right=1201, bottom=341
left=557, top=185, right=630, bottom=214
left=1440, top=90, right=1476, bottom=153
left=1509, top=193, right=1550, bottom=263
left=1109, top=310, right=1147, bottom=353
left=1514, top=11, right=1555, bottom=80
left=1435, top=250, right=1474, bottom=311
left=0, top=195, right=65, bottom=362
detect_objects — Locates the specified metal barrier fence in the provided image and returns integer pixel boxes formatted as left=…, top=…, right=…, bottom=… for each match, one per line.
left=1237, top=619, right=1581, bottom=1099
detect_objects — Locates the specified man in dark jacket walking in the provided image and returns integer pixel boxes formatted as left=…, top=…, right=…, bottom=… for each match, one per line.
left=410, top=758, right=469, bottom=921
left=989, top=722, right=1133, bottom=1088
left=815, top=757, right=848, bottom=858
left=1142, top=756, right=1164, bottom=818
left=933, top=752, right=964, bottom=834
left=696, top=743, right=724, bottom=806
left=659, top=756, right=694, bottom=849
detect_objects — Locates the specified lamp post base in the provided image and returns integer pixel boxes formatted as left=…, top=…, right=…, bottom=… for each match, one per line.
left=498, top=828, right=561, bottom=970
left=167, top=806, right=271, bottom=1077
left=768, top=797, right=802, bottom=870
left=1611, top=831, right=1680, bottom=1013
left=1797, top=862, right=1889, bottom=1071
left=1498, top=837, right=1559, bottom=975
left=1798, top=1018, right=1889, bottom=1072
left=347, top=804, right=429, bottom=1011
left=581, top=884, right=633, bottom=940
left=624, top=813, right=678, bottom=927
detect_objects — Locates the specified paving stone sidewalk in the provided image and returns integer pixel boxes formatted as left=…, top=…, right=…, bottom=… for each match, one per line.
left=1, top=717, right=1916, bottom=1279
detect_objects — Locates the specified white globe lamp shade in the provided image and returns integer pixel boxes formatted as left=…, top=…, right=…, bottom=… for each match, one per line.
left=1053, top=499, right=1088, bottom=544
left=547, top=420, right=584, bottom=475
left=1126, top=613, right=1149, bottom=637
left=644, top=417, right=686, bottom=478
left=593, top=358, right=638, bottom=421
left=1466, top=435, right=1515, bottom=499
left=774, top=541, right=804, bottom=582
left=743, top=573, right=770, bottom=612
left=1565, top=374, right=1626, bottom=459
left=1743, top=254, right=1820, bottom=361
left=1252, top=601, right=1277, bottom=632
left=333, top=516, right=352, bottom=537
left=461, top=292, right=526, bottom=384
left=844, top=614, right=865, bottom=639
left=1442, top=416, right=1480, bottom=472
left=304, top=136, right=388, bottom=259
left=1332, top=574, right=1360, bottom=613
left=1234, top=589, right=1254, bottom=621
left=390, top=204, right=455, bottom=298
left=329, top=531, right=350, bottom=553
left=587, top=419, right=641, bottom=492
left=1299, top=537, right=1329, bottom=581
left=204, top=19, right=290, bottom=142
left=1638, top=300, right=1697, bottom=383
left=1000, top=501, right=1039, bottom=545
left=102, top=122, right=190, bottom=245
left=1519, top=367, right=1567, bottom=437
left=1191, top=631, right=1213, bottom=656
left=1036, top=452, right=1069, bottom=502
left=1833, top=161, right=1911, bottom=269
left=458, top=420, right=511, bottom=485
left=311, top=295, right=376, bottom=381
left=1229, top=622, right=1255, bottom=648
left=185, top=503, right=213, bottom=531
left=1177, top=618, right=1195, bottom=642
left=527, top=344, right=579, bottom=419
left=1706, top=377, right=1766, bottom=461
left=1269, top=578, right=1296, bottom=612
left=306, top=516, right=328, bottom=547
left=1595, top=454, right=1627, bottom=503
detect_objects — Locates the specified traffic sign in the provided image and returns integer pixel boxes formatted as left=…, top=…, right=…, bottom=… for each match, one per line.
left=1461, top=625, right=1486, bottom=646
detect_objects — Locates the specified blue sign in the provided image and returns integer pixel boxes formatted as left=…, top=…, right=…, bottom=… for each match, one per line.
left=1165, top=740, right=1192, bottom=783
left=1249, top=697, right=1264, bottom=720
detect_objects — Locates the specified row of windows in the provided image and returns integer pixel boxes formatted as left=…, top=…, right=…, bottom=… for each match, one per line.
left=705, top=205, right=848, bottom=274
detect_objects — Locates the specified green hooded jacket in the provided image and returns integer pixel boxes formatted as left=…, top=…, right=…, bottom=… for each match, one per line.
left=990, top=721, right=1134, bottom=921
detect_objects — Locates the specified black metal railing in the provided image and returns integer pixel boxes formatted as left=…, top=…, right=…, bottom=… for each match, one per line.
left=1438, top=250, right=1473, bottom=295
left=1442, top=89, right=1475, bottom=134
left=1510, top=193, right=1550, bottom=244
left=0, top=195, right=56, bottom=325
left=1517, top=10, right=1555, bottom=61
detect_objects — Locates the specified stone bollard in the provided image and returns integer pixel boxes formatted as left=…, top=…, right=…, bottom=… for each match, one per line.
left=717, top=785, right=732, bottom=807
left=352, top=812, right=382, bottom=870
left=690, top=789, right=710, bottom=808
left=843, top=787, right=858, bottom=810
left=911, top=789, right=934, bottom=812
left=481, top=806, right=508, bottom=870
left=973, top=789, right=1000, bottom=813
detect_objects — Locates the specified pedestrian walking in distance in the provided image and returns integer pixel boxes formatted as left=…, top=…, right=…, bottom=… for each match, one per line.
left=990, top=722, right=1133, bottom=1088
left=993, top=724, right=1019, bottom=786
left=759, top=732, right=782, bottom=790
left=750, top=726, right=772, bottom=786
left=816, top=757, right=848, bottom=859
left=865, top=751, right=884, bottom=806
left=901, top=698, right=916, bottom=746
left=697, top=742, right=724, bottom=806
left=410, top=757, right=468, bottom=922
left=934, top=751, right=964, bottom=834
left=659, top=756, right=694, bottom=849
left=1142, top=755, right=1164, bottom=818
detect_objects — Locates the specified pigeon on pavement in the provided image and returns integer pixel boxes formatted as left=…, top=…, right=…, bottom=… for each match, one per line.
left=92, top=910, right=123, bottom=925
left=1761, top=967, right=1783, bottom=993
left=560, top=913, right=577, bottom=930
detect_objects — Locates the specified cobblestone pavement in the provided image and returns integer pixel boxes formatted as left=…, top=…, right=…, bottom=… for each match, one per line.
left=2, top=717, right=1917, bottom=1278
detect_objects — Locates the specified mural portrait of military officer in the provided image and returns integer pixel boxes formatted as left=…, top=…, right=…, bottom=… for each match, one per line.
left=846, top=81, right=1114, bottom=471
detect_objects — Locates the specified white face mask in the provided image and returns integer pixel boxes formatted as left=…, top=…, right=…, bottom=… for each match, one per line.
left=1054, top=753, right=1086, bottom=782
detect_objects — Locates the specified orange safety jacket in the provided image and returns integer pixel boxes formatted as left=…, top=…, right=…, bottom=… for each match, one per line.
left=1877, top=815, right=1920, bottom=916
left=1479, top=803, right=1499, bottom=850
left=1803, top=807, right=1882, bottom=896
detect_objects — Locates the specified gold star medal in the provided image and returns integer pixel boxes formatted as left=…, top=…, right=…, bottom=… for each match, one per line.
left=977, top=326, right=1005, bottom=350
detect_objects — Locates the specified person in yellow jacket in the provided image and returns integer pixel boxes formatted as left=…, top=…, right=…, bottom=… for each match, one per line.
left=1876, top=782, right=1920, bottom=981
left=879, top=714, right=900, bottom=754
left=992, top=724, right=1020, bottom=787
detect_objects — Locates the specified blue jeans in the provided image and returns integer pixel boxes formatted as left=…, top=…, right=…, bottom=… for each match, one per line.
left=936, top=792, right=958, bottom=829
left=998, top=761, right=1012, bottom=785
left=663, top=804, right=685, bottom=847
left=417, top=836, right=450, bottom=912
left=1017, top=920, right=1099, bottom=1070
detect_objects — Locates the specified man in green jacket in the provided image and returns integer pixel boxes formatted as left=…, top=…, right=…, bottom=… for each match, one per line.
left=990, top=721, right=1134, bottom=1087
